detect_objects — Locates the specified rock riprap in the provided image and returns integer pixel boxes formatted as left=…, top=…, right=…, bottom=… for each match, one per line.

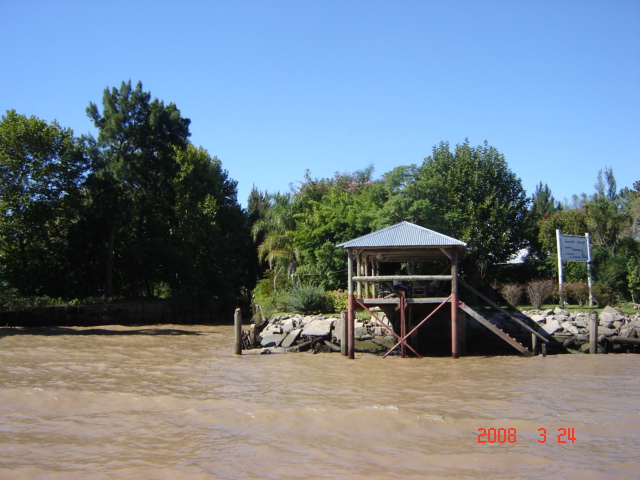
left=246, top=309, right=396, bottom=354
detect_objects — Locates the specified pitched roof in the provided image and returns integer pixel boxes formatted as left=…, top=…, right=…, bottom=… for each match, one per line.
left=337, top=221, right=466, bottom=249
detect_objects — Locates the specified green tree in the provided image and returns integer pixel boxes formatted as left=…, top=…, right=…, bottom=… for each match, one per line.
left=531, top=182, right=561, bottom=219
left=251, top=192, right=299, bottom=289
left=537, top=209, right=590, bottom=282
left=538, top=210, right=590, bottom=255
left=400, top=140, right=530, bottom=281
left=378, top=164, right=419, bottom=225
left=246, top=185, right=271, bottom=282
left=292, top=168, right=388, bottom=289
left=619, top=180, right=640, bottom=238
left=586, top=167, right=625, bottom=254
left=173, top=144, right=249, bottom=302
left=86, top=81, right=190, bottom=298
left=628, top=255, right=640, bottom=303
left=0, top=110, right=87, bottom=295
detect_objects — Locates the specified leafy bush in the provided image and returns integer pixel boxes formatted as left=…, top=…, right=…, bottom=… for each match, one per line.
left=526, top=279, right=554, bottom=309
left=592, top=283, right=616, bottom=307
left=499, top=283, right=523, bottom=308
left=252, top=288, right=291, bottom=320
left=564, top=282, right=590, bottom=306
left=325, top=289, right=348, bottom=313
left=286, top=283, right=326, bottom=315
left=251, top=270, right=294, bottom=319
left=0, top=288, right=70, bottom=311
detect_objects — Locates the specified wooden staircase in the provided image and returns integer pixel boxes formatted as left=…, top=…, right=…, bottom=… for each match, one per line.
left=460, top=304, right=533, bottom=357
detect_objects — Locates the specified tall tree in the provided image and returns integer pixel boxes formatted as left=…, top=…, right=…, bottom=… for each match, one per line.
left=531, top=182, right=561, bottom=219
left=251, top=192, right=299, bottom=288
left=173, top=144, right=249, bottom=302
left=400, top=140, right=530, bottom=280
left=538, top=209, right=590, bottom=256
left=86, top=81, right=190, bottom=298
left=292, top=168, right=388, bottom=289
left=526, top=182, right=562, bottom=261
left=0, top=110, right=87, bottom=295
left=620, top=180, right=640, bottom=238
left=586, top=167, right=625, bottom=254
left=246, top=185, right=271, bottom=282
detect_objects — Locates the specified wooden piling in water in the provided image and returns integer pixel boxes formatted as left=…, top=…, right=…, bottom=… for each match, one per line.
left=589, top=311, right=598, bottom=354
left=234, top=308, right=242, bottom=355
left=341, top=310, right=348, bottom=356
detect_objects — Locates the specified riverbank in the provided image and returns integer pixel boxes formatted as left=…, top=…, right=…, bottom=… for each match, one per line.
left=521, top=305, right=640, bottom=353
left=245, top=305, right=640, bottom=355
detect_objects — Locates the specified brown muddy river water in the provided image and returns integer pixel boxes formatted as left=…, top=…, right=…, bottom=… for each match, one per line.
left=0, top=324, right=638, bottom=479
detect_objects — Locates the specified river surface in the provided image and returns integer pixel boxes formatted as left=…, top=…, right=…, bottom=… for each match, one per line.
left=0, top=324, right=638, bottom=480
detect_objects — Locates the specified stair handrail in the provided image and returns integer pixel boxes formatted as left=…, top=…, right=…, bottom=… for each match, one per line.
left=459, top=279, right=548, bottom=343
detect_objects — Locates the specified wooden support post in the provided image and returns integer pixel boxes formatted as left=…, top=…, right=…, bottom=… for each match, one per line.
left=360, top=257, right=369, bottom=298
left=451, top=248, right=460, bottom=359
left=531, top=333, right=538, bottom=355
left=347, top=251, right=355, bottom=359
left=589, top=311, right=598, bottom=354
left=341, top=310, right=348, bottom=356
left=234, top=308, right=242, bottom=355
left=364, top=257, right=370, bottom=299
left=356, top=254, right=362, bottom=299
left=400, top=291, right=407, bottom=358
left=348, top=294, right=355, bottom=359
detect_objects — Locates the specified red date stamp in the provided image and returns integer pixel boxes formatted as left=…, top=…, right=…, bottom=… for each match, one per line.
left=477, top=427, right=576, bottom=444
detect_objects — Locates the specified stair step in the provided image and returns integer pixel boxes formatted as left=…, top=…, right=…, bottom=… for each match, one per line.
left=460, top=305, right=533, bottom=357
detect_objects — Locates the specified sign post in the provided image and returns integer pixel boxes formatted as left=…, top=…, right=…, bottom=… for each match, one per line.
left=556, top=230, right=564, bottom=307
left=586, top=233, right=594, bottom=306
left=556, top=230, right=593, bottom=307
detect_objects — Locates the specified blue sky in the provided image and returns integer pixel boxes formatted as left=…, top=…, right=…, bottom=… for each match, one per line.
left=2, top=0, right=639, bottom=208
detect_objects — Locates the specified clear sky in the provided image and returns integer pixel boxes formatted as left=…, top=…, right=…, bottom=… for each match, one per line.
left=2, top=0, right=639, bottom=208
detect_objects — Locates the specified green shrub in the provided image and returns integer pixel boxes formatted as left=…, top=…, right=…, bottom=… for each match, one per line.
left=251, top=270, right=294, bottom=319
left=592, top=283, right=616, bottom=307
left=564, top=283, right=590, bottom=306
left=325, top=289, right=348, bottom=313
left=286, top=283, right=326, bottom=315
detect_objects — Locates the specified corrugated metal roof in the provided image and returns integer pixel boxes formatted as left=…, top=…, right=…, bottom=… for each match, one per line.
left=337, top=221, right=466, bottom=249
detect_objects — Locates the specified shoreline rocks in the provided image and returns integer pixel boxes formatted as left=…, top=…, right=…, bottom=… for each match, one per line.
left=245, top=305, right=640, bottom=355
left=519, top=305, right=640, bottom=354
left=247, top=309, right=397, bottom=354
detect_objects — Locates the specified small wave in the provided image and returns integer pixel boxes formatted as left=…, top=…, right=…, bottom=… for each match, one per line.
left=363, top=404, right=399, bottom=411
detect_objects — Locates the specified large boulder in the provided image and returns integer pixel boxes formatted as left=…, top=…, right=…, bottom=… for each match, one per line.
left=541, top=319, right=562, bottom=335
left=561, top=321, right=580, bottom=335
left=281, top=317, right=298, bottom=334
left=281, top=328, right=303, bottom=348
left=260, top=333, right=285, bottom=347
left=597, top=326, right=617, bottom=337
left=301, top=318, right=334, bottom=337
left=599, top=306, right=622, bottom=327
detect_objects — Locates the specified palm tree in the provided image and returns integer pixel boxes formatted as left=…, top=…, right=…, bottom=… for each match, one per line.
left=250, top=192, right=300, bottom=288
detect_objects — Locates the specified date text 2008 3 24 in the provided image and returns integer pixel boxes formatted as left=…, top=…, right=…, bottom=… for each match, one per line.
left=477, top=428, right=576, bottom=444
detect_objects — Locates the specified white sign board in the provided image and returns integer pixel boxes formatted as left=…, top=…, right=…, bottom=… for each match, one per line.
left=560, top=235, right=589, bottom=262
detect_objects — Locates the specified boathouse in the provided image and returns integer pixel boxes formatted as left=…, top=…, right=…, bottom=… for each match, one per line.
left=337, top=221, right=547, bottom=358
